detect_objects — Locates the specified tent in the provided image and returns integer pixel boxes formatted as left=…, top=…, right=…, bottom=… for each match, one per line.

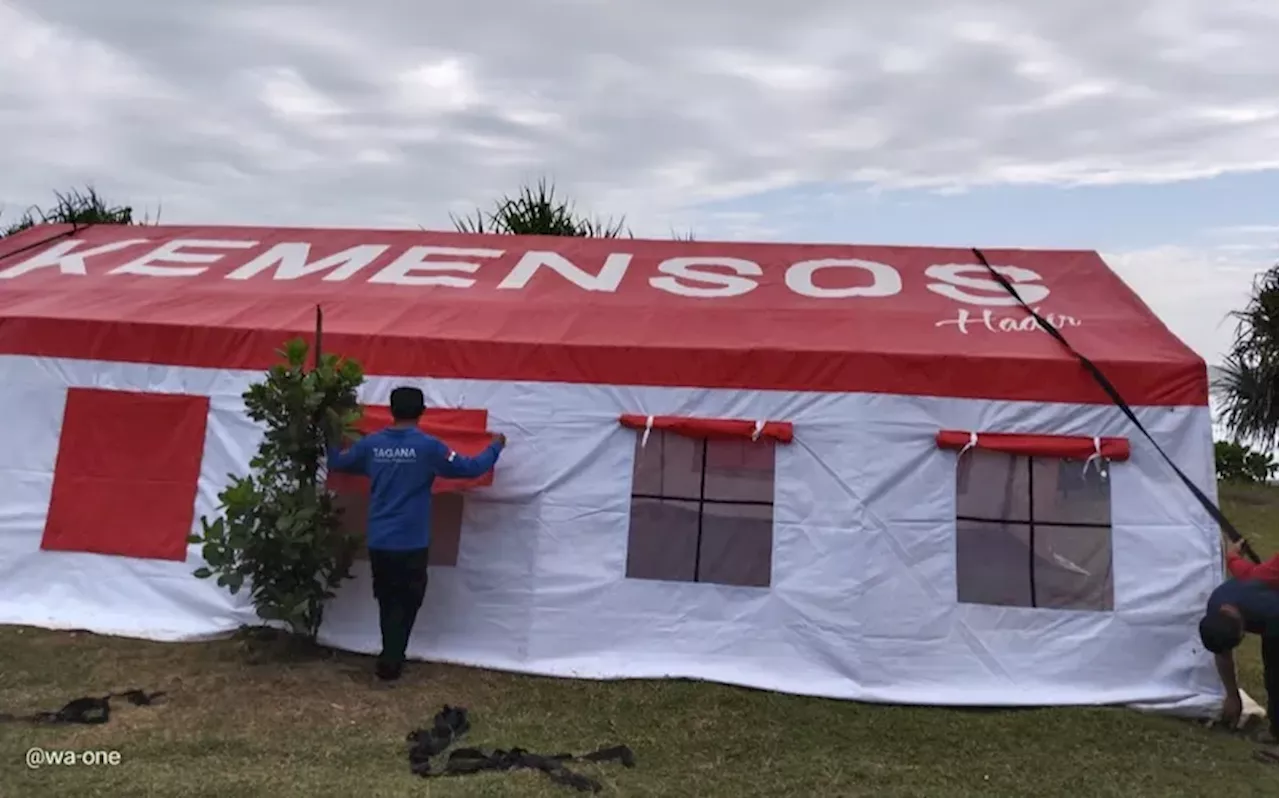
left=0, top=223, right=1227, bottom=715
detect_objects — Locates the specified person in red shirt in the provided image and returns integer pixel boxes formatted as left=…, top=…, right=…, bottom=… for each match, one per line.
left=1226, top=539, right=1278, bottom=589
left=1208, top=537, right=1280, bottom=763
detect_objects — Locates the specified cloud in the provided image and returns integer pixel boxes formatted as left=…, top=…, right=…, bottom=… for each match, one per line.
left=0, top=0, right=1275, bottom=368
left=1105, top=229, right=1274, bottom=435
left=0, top=0, right=1274, bottom=234
left=1103, top=244, right=1274, bottom=365
left=1204, top=224, right=1280, bottom=239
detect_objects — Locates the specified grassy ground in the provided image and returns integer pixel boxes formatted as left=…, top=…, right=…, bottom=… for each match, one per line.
left=0, top=483, right=1275, bottom=797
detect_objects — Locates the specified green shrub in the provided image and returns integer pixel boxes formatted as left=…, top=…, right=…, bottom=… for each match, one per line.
left=1214, top=439, right=1277, bottom=485
left=189, top=338, right=366, bottom=640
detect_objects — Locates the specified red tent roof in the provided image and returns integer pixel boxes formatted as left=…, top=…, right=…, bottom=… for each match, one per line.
left=0, top=223, right=1206, bottom=406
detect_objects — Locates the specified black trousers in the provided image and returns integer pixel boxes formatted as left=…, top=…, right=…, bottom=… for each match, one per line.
left=1264, top=633, right=1277, bottom=738
left=368, top=547, right=429, bottom=667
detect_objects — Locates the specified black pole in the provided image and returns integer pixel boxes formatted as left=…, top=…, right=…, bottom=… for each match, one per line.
left=311, top=306, right=327, bottom=489
left=312, top=304, right=325, bottom=472
left=313, top=304, right=323, bottom=370
left=1027, top=458, right=1037, bottom=609
left=693, top=439, right=708, bottom=583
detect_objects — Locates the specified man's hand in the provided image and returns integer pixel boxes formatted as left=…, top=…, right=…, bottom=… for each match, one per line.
left=1221, top=690, right=1243, bottom=728
left=1227, top=538, right=1244, bottom=558
left=493, top=433, right=507, bottom=448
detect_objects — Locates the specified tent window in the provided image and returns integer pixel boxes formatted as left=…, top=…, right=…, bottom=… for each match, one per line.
left=625, top=430, right=774, bottom=588
left=954, top=449, right=1114, bottom=611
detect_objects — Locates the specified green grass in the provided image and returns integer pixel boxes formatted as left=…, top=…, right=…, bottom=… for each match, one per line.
left=0, top=482, right=1275, bottom=797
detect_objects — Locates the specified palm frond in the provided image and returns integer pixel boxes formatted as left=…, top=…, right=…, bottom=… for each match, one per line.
left=448, top=208, right=492, bottom=235
left=1213, top=355, right=1279, bottom=447
left=1227, top=266, right=1277, bottom=351
left=1212, top=263, right=1279, bottom=449
left=449, top=178, right=629, bottom=238
left=1, top=185, right=152, bottom=238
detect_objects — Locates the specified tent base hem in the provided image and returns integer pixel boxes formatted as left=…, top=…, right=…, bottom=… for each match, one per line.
left=0, top=610, right=1231, bottom=721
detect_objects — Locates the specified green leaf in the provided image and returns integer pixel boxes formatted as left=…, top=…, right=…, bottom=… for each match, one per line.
left=193, top=567, right=212, bottom=579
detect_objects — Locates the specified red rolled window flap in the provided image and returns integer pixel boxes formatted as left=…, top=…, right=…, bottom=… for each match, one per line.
left=327, top=405, right=496, bottom=495
left=936, top=430, right=1130, bottom=461
left=619, top=414, right=793, bottom=444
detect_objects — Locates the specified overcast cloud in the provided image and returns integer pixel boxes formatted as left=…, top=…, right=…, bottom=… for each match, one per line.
left=0, top=0, right=1276, bottom=362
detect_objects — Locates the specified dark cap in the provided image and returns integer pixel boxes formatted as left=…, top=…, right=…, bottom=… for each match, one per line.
left=389, top=385, right=425, bottom=421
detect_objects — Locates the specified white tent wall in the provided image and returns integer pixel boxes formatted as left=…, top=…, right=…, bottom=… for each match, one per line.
left=0, top=354, right=1224, bottom=716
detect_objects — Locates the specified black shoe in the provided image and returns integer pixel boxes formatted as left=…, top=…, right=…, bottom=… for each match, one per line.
left=375, top=659, right=403, bottom=681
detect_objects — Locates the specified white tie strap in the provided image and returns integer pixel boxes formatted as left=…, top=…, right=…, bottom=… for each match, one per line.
left=640, top=415, right=654, bottom=448
left=1083, top=435, right=1107, bottom=479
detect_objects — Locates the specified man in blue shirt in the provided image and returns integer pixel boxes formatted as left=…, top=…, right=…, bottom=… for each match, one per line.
left=1199, top=575, right=1278, bottom=742
left=328, top=385, right=506, bottom=681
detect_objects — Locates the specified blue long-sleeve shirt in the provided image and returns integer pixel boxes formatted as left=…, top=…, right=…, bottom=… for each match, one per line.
left=327, top=426, right=504, bottom=550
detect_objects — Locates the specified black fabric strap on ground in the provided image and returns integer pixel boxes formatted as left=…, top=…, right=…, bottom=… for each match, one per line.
left=407, top=705, right=636, bottom=793
left=969, top=247, right=1259, bottom=563
left=0, top=689, right=166, bottom=725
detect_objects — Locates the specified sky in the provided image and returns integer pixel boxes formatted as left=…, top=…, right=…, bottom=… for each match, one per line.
left=0, top=0, right=1276, bottom=366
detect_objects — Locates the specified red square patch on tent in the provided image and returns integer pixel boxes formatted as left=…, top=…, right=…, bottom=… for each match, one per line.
left=41, top=388, right=210, bottom=561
